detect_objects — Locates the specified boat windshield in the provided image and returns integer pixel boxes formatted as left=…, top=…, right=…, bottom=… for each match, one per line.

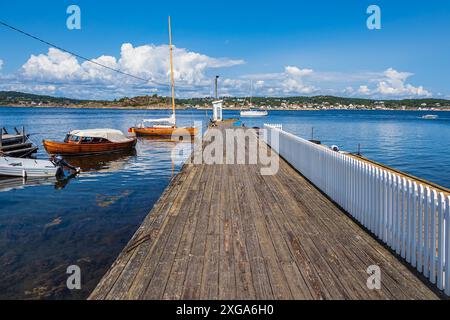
left=81, top=137, right=107, bottom=143
left=68, top=135, right=80, bottom=142
left=65, top=135, right=109, bottom=143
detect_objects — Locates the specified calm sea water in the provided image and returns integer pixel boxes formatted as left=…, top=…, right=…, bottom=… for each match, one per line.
left=0, top=107, right=448, bottom=300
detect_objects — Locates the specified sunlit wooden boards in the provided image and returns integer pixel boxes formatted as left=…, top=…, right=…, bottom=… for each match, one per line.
left=90, top=124, right=439, bottom=300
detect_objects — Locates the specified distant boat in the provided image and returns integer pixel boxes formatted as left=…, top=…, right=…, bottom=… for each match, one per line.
left=240, top=109, right=269, bottom=117
left=128, top=17, right=198, bottom=137
left=239, top=80, right=268, bottom=118
left=0, top=157, right=62, bottom=178
left=422, top=114, right=439, bottom=120
left=43, top=129, right=137, bottom=156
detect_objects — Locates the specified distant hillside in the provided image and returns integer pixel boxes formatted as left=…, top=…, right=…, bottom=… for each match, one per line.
left=1, top=91, right=450, bottom=109
left=0, top=91, right=85, bottom=106
left=219, top=96, right=450, bottom=109
left=0, top=91, right=169, bottom=108
left=177, top=95, right=450, bottom=109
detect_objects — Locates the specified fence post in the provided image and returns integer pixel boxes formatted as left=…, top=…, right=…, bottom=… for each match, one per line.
left=394, top=175, right=400, bottom=254
left=401, top=178, right=407, bottom=259
left=430, top=190, right=437, bottom=284
left=406, top=180, right=412, bottom=263
left=386, top=172, right=392, bottom=246
left=375, top=168, right=381, bottom=239
left=417, top=184, right=424, bottom=273
left=424, top=187, right=430, bottom=278
left=437, top=193, right=444, bottom=290
left=412, top=182, right=418, bottom=267
left=445, top=196, right=450, bottom=296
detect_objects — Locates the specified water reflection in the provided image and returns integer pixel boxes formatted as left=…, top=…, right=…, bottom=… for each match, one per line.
left=0, top=176, right=57, bottom=193
left=63, top=150, right=137, bottom=173
left=0, top=172, right=80, bottom=192
left=0, top=132, right=194, bottom=299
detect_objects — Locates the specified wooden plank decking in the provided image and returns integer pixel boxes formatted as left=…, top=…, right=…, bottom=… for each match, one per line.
left=90, top=124, right=439, bottom=300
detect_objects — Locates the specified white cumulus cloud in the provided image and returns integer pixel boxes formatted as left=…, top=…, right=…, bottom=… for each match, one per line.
left=240, top=66, right=317, bottom=96
left=375, top=68, right=431, bottom=97
left=21, top=48, right=81, bottom=81
left=358, top=85, right=371, bottom=95
left=285, top=66, right=314, bottom=77
left=0, top=59, right=4, bottom=71
left=19, top=44, right=244, bottom=91
left=5, top=47, right=434, bottom=99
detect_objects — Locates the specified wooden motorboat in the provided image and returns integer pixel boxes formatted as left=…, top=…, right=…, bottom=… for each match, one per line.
left=0, top=156, right=62, bottom=178
left=128, top=17, right=198, bottom=138
left=43, top=129, right=137, bottom=156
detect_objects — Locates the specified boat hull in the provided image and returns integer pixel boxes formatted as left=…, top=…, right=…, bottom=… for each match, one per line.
left=240, top=111, right=268, bottom=117
left=0, top=157, right=59, bottom=177
left=130, top=127, right=199, bottom=137
left=422, top=115, right=438, bottom=120
left=43, top=139, right=137, bottom=156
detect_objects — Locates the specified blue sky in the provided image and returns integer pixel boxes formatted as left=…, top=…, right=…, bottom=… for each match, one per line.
left=0, top=0, right=449, bottom=99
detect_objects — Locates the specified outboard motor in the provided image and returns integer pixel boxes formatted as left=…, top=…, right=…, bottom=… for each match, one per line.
left=51, top=155, right=81, bottom=176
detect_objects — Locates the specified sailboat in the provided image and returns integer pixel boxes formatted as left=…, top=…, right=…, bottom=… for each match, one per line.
left=240, top=80, right=268, bottom=117
left=129, top=17, right=199, bottom=137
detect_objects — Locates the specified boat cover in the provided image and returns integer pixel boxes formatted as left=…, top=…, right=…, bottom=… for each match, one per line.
left=69, top=129, right=132, bottom=143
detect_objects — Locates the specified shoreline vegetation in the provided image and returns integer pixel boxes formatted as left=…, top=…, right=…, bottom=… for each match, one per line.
left=1, top=91, right=450, bottom=111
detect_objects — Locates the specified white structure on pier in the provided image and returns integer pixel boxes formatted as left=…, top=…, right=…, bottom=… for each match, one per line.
left=212, top=100, right=223, bottom=122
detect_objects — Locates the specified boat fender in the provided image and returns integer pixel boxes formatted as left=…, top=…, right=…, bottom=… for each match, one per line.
left=331, top=145, right=340, bottom=152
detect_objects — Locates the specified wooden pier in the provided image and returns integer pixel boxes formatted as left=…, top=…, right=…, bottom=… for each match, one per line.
left=90, top=124, right=439, bottom=300
left=0, top=127, right=38, bottom=157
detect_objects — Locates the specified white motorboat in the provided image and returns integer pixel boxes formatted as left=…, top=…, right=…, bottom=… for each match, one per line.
left=240, top=109, right=269, bottom=117
left=0, top=157, right=62, bottom=178
left=421, top=114, right=439, bottom=120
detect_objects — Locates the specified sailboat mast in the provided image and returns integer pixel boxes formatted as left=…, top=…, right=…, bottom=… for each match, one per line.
left=168, top=16, right=176, bottom=119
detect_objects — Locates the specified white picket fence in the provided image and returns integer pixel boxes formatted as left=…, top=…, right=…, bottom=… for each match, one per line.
left=264, top=124, right=450, bottom=295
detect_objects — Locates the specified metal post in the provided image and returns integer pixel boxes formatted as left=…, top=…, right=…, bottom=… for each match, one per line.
left=215, top=76, right=219, bottom=100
